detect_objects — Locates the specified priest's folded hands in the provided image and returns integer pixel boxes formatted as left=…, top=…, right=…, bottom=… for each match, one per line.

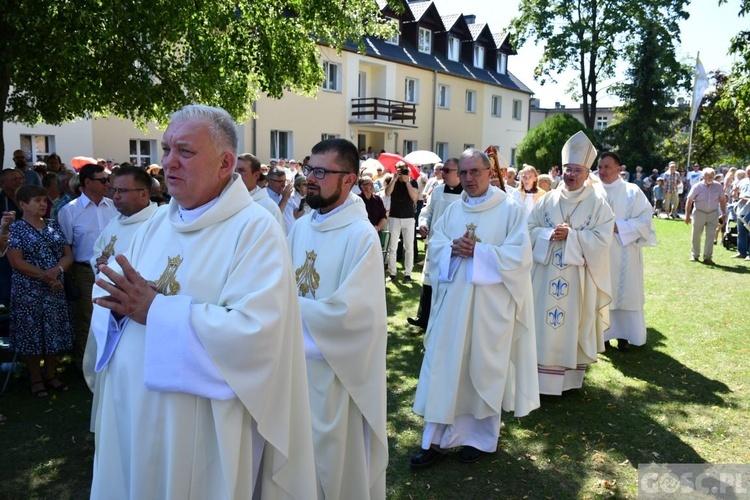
left=93, top=253, right=158, bottom=325
left=551, top=223, right=570, bottom=241
left=450, top=231, right=476, bottom=258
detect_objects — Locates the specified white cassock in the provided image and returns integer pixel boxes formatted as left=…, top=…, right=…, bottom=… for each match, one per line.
left=413, top=187, right=539, bottom=453
left=287, top=194, right=388, bottom=500
left=417, top=184, right=462, bottom=286
left=601, top=177, right=657, bottom=346
left=528, top=184, right=614, bottom=395
left=89, top=176, right=316, bottom=499
left=83, top=202, right=158, bottom=433
left=249, top=186, right=285, bottom=228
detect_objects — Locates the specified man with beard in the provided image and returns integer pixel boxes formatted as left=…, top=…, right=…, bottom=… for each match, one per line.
left=407, top=158, right=463, bottom=330
left=597, top=152, right=656, bottom=352
left=288, top=138, right=388, bottom=498
left=235, top=152, right=284, bottom=227
left=410, top=148, right=538, bottom=468
left=527, top=131, right=614, bottom=395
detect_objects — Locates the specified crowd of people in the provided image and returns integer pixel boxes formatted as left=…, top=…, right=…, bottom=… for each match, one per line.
left=1, top=105, right=748, bottom=497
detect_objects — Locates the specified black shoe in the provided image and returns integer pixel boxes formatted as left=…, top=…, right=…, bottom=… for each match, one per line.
left=604, top=340, right=612, bottom=351
left=403, top=275, right=412, bottom=283
left=386, top=275, right=396, bottom=283
left=407, top=317, right=427, bottom=329
left=617, top=339, right=630, bottom=352
left=459, top=446, right=484, bottom=464
left=410, top=447, right=447, bottom=469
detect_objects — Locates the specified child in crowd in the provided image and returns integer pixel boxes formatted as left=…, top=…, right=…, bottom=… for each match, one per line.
left=653, top=178, right=664, bottom=218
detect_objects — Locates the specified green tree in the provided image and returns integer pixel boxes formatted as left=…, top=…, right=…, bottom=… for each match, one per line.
left=516, top=113, right=594, bottom=173
left=0, top=0, right=399, bottom=160
left=662, top=71, right=750, bottom=166
left=603, top=18, right=690, bottom=169
left=511, top=0, right=688, bottom=130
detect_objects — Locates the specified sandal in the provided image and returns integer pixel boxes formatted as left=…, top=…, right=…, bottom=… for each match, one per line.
left=43, top=377, right=69, bottom=392
left=31, top=381, right=49, bottom=398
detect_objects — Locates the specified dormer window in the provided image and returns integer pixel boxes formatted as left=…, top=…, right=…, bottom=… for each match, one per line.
left=385, top=17, right=399, bottom=45
left=418, top=28, right=432, bottom=54
left=473, top=45, right=484, bottom=68
left=497, top=53, right=508, bottom=74
left=448, top=36, right=460, bottom=62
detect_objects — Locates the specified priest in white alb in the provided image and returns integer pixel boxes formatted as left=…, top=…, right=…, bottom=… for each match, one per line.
left=83, top=166, right=157, bottom=433
left=287, top=138, right=388, bottom=499
left=596, top=152, right=657, bottom=351
left=89, top=105, right=316, bottom=499
left=411, top=148, right=539, bottom=468
left=528, top=131, right=614, bottom=395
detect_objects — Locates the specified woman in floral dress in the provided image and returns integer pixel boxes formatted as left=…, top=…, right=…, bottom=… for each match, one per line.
left=7, top=185, right=73, bottom=397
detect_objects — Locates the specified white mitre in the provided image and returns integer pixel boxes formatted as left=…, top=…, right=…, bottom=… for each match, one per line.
left=561, top=131, right=597, bottom=169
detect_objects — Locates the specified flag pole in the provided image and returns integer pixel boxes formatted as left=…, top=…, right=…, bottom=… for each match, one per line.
left=686, top=51, right=699, bottom=170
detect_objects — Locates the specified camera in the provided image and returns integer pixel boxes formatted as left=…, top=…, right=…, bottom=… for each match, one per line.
left=399, top=167, right=409, bottom=175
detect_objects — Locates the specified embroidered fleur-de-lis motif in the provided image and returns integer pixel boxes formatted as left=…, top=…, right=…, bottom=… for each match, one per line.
left=547, top=307, right=565, bottom=328
left=102, top=235, right=117, bottom=256
left=154, top=255, right=183, bottom=296
left=295, top=250, right=320, bottom=298
left=465, top=223, right=482, bottom=242
left=549, top=277, right=569, bottom=299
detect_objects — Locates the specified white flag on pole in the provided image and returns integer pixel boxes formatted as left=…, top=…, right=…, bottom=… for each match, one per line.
left=690, top=55, right=709, bottom=122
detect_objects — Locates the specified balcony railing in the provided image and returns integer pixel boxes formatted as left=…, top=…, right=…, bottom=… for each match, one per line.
left=351, top=98, right=416, bottom=125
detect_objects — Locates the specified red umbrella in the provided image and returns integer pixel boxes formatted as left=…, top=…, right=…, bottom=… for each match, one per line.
left=376, top=152, right=420, bottom=180
left=69, top=156, right=98, bottom=171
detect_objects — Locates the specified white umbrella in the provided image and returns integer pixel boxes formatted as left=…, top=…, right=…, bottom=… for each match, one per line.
left=404, top=150, right=442, bottom=165
left=360, top=158, right=385, bottom=177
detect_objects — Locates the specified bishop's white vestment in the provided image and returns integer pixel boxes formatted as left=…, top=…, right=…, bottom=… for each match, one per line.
left=83, top=202, right=157, bottom=433
left=249, top=186, right=284, bottom=228
left=287, top=194, right=388, bottom=500
left=601, top=178, right=657, bottom=346
left=413, top=187, right=539, bottom=453
left=89, top=176, right=317, bottom=499
left=528, top=185, right=614, bottom=395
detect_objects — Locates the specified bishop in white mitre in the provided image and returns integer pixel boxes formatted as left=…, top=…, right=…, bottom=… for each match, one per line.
left=527, top=131, right=614, bottom=395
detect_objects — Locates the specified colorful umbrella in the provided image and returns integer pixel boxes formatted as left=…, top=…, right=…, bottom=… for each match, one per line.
left=376, top=152, right=419, bottom=180
left=69, top=156, right=98, bottom=171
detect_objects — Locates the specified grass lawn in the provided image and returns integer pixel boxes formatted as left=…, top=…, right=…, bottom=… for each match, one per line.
left=1, top=218, right=748, bottom=499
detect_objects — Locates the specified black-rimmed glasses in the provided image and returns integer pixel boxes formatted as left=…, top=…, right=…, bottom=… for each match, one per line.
left=302, top=165, right=352, bottom=179
left=91, top=177, right=109, bottom=184
left=111, top=188, right=146, bottom=195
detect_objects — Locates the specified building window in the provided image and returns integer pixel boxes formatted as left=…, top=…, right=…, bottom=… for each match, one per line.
left=435, top=142, right=449, bottom=161
left=405, top=78, right=419, bottom=104
left=463, top=143, right=475, bottom=151
left=20, top=134, right=55, bottom=162
left=473, top=45, right=485, bottom=68
left=418, top=28, right=432, bottom=53
left=403, top=140, right=417, bottom=155
left=130, top=139, right=156, bottom=167
left=465, top=90, right=477, bottom=113
left=385, top=18, right=399, bottom=45
left=437, top=85, right=450, bottom=109
left=497, top=53, right=508, bottom=74
left=596, top=115, right=609, bottom=131
left=448, top=36, right=460, bottom=61
left=321, top=133, right=339, bottom=141
left=510, top=147, right=517, bottom=166
left=271, top=130, right=292, bottom=159
left=322, top=61, right=342, bottom=92
left=491, top=95, right=502, bottom=117
left=512, top=99, right=523, bottom=120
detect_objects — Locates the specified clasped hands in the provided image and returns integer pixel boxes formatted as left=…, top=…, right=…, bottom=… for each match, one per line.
left=93, top=254, right=158, bottom=325
left=550, top=223, right=570, bottom=241
left=40, top=267, right=63, bottom=291
left=450, top=231, right=475, bottom=258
